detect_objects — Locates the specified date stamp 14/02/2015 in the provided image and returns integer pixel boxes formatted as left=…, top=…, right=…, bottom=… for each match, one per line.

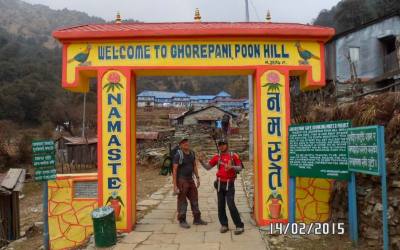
left=268, top=223, right=345, bottom=235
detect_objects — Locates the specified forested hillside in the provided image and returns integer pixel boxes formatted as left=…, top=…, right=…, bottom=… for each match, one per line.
left=0, top=0, right=246, bottom=130
left=314, top=0, right=400, bottom=33
left=137, top=76, right=247, bottom=97
left=0, top=0, right=104, bottom=48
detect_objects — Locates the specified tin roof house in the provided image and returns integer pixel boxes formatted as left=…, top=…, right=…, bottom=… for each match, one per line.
left=55, top=136, right=97, bottom=171
left=212, top=97, right=248, bottom=111
left=215, top=91, right=231, bottom=98
left=190, top=95, right=216, bottom=107
left=0, top=169, right=25, bottom=244
left=325, top=12, right=400, bottom=89
left=137, top=90, right=244, bottom=109
left=137, top=91, right=190, bottom=107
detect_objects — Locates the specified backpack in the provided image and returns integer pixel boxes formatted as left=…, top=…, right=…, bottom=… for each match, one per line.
left=160, top=144, right=177, bottom=176
left=175, top=147, right=194, bottom=165
left=222, top=114, right=230, bottom=124
left=160, top=146, right=194, bottom=175
left=170, top=145, right=180, bottom=161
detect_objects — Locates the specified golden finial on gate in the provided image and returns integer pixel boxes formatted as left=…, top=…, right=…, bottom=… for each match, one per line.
left=266, top=10, right=271, bottom=23
left=115, top=11, right=122, bottom=24
left=194, top=8, right=201, bottom=22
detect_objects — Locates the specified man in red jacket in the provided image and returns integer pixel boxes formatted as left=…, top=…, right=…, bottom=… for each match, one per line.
left=199, top=139, right=245, bottom=235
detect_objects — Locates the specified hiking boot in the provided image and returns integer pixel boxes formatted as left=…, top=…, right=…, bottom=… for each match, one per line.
left=220, top=226, right=229, bottom=233
left=179, top=221, right=191, bottom=229
left=193, top=219, right=208, bottom=225
left=234, top=227, right=244, bottom=235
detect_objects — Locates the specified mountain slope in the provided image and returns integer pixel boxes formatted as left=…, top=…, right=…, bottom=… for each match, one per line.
left=313, top=0, right=400, bottom=33
left=0, top=0, right=105, bottom=48
left=0, top=0, right=246, bottom=128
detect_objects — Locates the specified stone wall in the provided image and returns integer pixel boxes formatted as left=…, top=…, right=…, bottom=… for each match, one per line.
left=292, top=92, right=400, bottom=249
left=330, top=171, right=400, bottom=249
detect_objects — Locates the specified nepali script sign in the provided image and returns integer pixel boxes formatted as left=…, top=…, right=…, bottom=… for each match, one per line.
left=289, top=121, right=350, bottom=180
left=348, top=126, right=382, bottom=175
left=32, top=140, right=56, bottom=181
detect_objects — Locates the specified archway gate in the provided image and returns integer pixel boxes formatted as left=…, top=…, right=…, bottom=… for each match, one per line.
left=48, top=22, right=334, bottom=249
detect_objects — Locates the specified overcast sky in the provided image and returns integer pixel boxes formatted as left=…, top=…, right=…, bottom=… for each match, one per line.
left=24, top=0, right=340, bottom=24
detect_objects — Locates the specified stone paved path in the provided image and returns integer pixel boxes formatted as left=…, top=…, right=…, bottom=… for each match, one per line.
left=114, top=167, right=266, bottom=250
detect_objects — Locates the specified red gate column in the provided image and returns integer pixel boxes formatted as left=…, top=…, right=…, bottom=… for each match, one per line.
left=254, top=68, right=290, bottom=225
left=98, top=69, right=135, bottom=232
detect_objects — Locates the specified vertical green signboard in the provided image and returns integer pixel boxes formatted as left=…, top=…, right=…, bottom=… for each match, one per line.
left=347, top=126, right=388, bottom=250
left=32, top=140, right=56, bottom=181
left=348, top=126, right=381, bottom=175
left=32, top=139, right=55, bottom=250
left=289, top=121, right=350, bottom=180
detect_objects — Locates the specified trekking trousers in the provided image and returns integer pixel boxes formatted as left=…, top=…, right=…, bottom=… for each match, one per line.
left=217, top=181, right=244, bottom=228
left=177, top=178, right=201, bottom=222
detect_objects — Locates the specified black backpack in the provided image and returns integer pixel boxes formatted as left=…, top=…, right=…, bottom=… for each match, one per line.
left=170, top=145, right=180, bottom=160
left=160, top=144, right=180, bottom=176
left=222, top=114, right=230, bottom=124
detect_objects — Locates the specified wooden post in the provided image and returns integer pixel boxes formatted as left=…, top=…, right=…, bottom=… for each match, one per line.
left=396, top=36, right=400, bottom=68
left=42, top=182, right=49, bottom=250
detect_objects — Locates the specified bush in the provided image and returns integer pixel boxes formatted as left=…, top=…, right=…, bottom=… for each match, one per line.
left=17, top=134, right=33, bottom=164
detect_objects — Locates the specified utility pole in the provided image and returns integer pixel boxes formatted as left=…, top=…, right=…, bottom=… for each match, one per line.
left=82, top=93, right=86, bottom=138
left=245, top=0, right=253, bottom=162
left=245, top=0, right=250, bottom=22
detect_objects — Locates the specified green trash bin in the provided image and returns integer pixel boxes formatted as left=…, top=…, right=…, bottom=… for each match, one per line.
left=92, top=206, right=117, bottom=248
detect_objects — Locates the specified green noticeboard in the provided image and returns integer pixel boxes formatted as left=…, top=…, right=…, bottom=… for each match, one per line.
left=33, top=154, right=56, bottom=167
left=348, top=126, right=382, bottom=175
left=32, top=140, right=55, bottom=154
left=32, top=140, right=56, bottom=182
left=289, top=121, right=350, bottom=180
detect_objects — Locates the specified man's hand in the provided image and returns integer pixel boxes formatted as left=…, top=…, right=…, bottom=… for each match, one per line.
left=198, top=151, right=206, bottom=162
left=173, top=185, right=180, bottom=195
left=225, top=159, right=233, bottom=170
left=196, top=178, right=200, bottom=188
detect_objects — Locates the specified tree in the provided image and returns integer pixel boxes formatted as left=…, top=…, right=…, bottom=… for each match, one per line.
left=314, top=0, right=400, bottom=33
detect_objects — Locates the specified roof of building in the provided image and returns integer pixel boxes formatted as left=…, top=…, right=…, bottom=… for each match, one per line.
left=138, top=90, right=189, bottom=99
left=190, top=95, right=216, bottom=100
left=169, top=113, right=185, bottom=119
left=0, top=168, right=25, bottom=194
left=176, top=105, right=237, bottom=120
left=329, top=12, right=400, bottom=42
left=138, top=90, right=238, bottom=100
left=212, top=97, right=247, bottom=102
left=53, top=22, right=334, bottom=42
left=59, top=136, right=98, bottom=145
left=136, top=132, right=159, bottom=140
left=216, top=91, right=231, bottom=97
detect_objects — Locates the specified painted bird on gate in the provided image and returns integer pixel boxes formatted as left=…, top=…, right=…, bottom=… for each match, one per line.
left=68, top=44, right=92, bottom=66
left=295, top=42, right=320, bottom=65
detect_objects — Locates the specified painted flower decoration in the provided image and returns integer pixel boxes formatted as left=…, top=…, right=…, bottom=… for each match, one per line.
left=108, top=72, right=120, bottom=84
left=267, top=72, right=280, bottom=83
left=262, top=72, right=282, bottom=92
left=103, top=72, right=124, bottom=92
